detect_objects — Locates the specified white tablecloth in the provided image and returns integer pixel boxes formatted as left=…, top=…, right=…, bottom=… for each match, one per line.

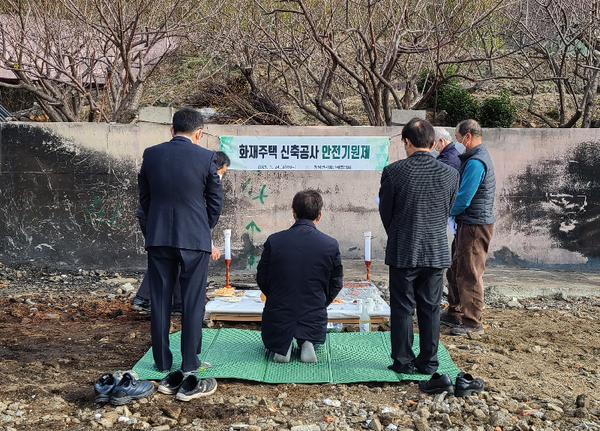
left=205, top=289, right=390, bottom=319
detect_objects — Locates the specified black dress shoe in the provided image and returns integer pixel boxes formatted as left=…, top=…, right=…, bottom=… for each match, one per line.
left=158, top=370, right=185, bottom=395
left=455, top=372, right=484, bottom=396
left=387, top=361, right=414, bottom=374
left=418, top=373, right=454, bottom=394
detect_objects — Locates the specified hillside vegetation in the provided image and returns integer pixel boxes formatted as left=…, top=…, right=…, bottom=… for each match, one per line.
left=0, top=0, right=598, bottom=128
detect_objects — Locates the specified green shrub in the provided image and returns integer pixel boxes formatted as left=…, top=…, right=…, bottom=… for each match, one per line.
left=436, top=85, right=479, bottom=126
left=545, top=107, right=559, bottom=121
left=479, top=91, right=517, bottom=128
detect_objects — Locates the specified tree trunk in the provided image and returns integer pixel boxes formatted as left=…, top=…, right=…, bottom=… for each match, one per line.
left=113, top=80, right=144, bottom=123
left=582, top=70, right=599, bottom=128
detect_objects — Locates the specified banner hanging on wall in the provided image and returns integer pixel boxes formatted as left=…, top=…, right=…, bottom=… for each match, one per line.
left=220, top=136, right=389, bottom=171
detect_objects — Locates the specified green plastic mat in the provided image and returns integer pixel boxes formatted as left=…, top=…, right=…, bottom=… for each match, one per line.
left=133, top=328, right=460, bottom=384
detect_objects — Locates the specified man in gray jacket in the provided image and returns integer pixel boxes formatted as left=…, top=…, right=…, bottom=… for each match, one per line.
left=379, top=118, right=459, bottom=375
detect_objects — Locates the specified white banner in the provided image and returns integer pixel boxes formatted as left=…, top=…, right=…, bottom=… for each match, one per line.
left=220, top=136, right=389, bottom=171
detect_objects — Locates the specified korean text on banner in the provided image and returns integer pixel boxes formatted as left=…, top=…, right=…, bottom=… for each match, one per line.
left=220, top=136, right=389, bottom=171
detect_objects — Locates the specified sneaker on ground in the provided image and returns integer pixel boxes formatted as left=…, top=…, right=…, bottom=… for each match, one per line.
left=109, top=372, right=155, bottom=405
left=176, top=375, right=218, bottom=401
left=130, top=295, right=151, bottom=312
left=94, top=373, right=118, bottom=403
left=158, top=370, right=185, bottom=395
left=449, top=324, right=484, bottom=336
left=440, top=310, right=460, bottom=327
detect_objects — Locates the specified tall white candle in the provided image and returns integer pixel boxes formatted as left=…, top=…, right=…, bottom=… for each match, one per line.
left=364, top=231, right=371, bottom=261
left=224, top=229, right=232, bottom=260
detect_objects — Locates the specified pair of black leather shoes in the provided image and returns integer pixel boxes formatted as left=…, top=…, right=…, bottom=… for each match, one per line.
left=418, top=371, right=484, bottom=396
left=387, top=361, right=437, bottom=375
left=158, top=370, right=218, bottom=402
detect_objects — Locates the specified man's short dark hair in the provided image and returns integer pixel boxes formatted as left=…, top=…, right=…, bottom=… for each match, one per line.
left=173, top=108, right=204, bottom=135
left=457, top=119, right=482, bottom=138
left=215, top=151, right=231, bottom=170
left=292, top=189, right=323, bottom=221
left=401, top=117, right=435, bottom=149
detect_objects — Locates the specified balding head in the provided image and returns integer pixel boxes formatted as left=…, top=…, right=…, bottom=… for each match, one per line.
left=455, top=119, right=483, bottom=152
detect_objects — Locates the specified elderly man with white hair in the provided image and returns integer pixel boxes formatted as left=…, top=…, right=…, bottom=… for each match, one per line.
left=433, top=127, right=461, bottom=170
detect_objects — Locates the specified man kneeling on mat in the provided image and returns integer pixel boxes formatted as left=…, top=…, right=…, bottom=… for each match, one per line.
left=257, top=189, right=343, bottom=363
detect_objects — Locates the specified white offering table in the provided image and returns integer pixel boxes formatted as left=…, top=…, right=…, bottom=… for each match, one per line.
left=205, top=287, right=390, bottom=324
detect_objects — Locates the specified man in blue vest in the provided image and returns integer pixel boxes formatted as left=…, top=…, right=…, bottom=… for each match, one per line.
left=443, top=119, right=495, bottom=336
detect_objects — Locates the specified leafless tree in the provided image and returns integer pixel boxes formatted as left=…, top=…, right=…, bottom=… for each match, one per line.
left=212, top=0, right=508, bottom=126
left=506, top=0, right=600, bottom=128
left=0, top=1, right=108, bottom=121
left=0, top=0, right=224, bottom=122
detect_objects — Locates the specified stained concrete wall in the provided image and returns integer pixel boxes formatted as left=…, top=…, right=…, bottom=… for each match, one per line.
left=1, top=122, right=600, bottom=270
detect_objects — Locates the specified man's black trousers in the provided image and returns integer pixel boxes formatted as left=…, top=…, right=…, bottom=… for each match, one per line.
left=389, top=266, right=443, bottom=374
left=148, top=246, right=210, bottom=373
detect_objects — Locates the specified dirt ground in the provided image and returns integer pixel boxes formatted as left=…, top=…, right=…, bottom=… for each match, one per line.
left=1, top=262, right=600, bottom=430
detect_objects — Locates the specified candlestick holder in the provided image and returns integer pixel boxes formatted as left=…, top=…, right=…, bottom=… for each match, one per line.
left=365, top=260, right=371, bottom=280
left=225, top=259, right=232, bottom=288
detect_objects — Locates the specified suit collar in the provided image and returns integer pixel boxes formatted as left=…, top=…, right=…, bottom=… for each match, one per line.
left=292, top=219, right=317, bottom=229
left=171, top=135, right=194, bottom=144
left=408, top=150, right=434, bottom=159
left=440, top=142, right=456, bottom=155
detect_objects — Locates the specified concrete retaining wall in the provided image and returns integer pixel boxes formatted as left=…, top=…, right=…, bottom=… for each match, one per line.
left=1, top=122, right=600, bottom=270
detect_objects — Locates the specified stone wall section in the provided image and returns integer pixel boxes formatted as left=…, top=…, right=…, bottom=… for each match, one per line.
left=1, top=122, right=600, bottom=270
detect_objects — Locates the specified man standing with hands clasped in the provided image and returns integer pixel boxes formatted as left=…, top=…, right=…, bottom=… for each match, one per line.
left=379, top=117, right=459, bottom=376
left=443, top=119, right=496, bottom=336
left=138, top=108, right=222, bottom=400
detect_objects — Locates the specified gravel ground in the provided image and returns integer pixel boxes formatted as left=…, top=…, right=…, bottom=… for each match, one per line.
left=1, top=262, right=600, bottom=431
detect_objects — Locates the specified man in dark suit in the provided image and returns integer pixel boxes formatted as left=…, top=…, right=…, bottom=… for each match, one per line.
left=257, top=190, right=343, bottom=363
left=433, top=127, right=461, bottom=171
left=379, top=118, right=459, bottom=375
left=138, top=108, right=223, bottom=375
left=131, top=151, right=231, bottom=313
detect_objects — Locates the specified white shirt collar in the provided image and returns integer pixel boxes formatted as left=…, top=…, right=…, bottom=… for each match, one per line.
left=174, top=134, right=194, bottom=144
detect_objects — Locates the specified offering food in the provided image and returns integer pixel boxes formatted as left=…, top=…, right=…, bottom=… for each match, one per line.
left=221, top=297, right=242, bottom=302
left=332, top=298, right=343, bottom=303
left=343, top=281, right=372, bottom=288
left=213, top=287, right=235, bottom=296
